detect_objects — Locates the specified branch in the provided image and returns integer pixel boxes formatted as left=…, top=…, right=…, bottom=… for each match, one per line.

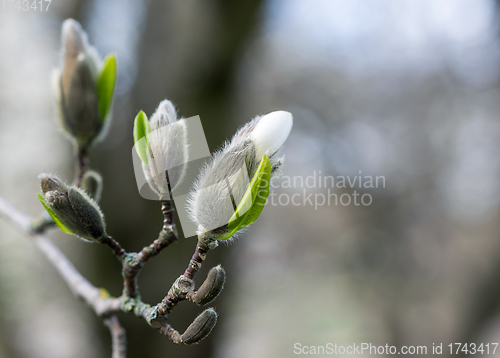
left=138, top=200, right=177, bottom=263
left=102, top=235, right=126, bottom=261
left=0, top=196, right=121, bottom=316
left=103, top=316, right=127, bottom=358
left=30, top=212, right=56, bottom=233
left=0, top=195, right=219, bottom=347
left=73, top=146, right=89, bottom=187
left=123, top=200, right=177, bottom=298
left=183, top=243, right=208, bottom=279
left=0, top=196, right=30, bottom=229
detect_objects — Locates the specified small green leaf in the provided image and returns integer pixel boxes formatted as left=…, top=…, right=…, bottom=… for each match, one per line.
left=221, top=155, right=272, bottom=240
left=133, top=110, right=150, bottom=165
left=96, top=54, right=117, bottom=122
left=37, top=193, right=74, bottom=234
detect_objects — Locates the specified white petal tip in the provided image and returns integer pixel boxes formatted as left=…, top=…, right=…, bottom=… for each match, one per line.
left=62, top=19, right=81, bottom=31
left=62, top=19, right=87, bottom=53
left=153, top=99, right=178, bottom=125
left=250, top=110, right=293, bottom=158
left=62, top=19, right=83, bottom=39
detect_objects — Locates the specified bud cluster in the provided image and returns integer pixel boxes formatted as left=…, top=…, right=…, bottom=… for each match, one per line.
left=33, top=16, right=294, bottom=352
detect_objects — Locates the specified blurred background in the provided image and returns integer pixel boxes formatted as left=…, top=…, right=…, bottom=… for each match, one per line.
left=1, top=0, right=500, bottom=357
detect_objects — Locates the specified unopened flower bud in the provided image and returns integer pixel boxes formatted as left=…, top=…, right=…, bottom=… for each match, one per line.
left=192, top=265, right=225, bottom=305
left=81, top=170, right=103, bottom=202
left=54, top=19, right=117, bottom=150
left=38, top=174, right=106, bottom=242
left=133, top=100, right=188, bottom=197
left=249, top=111, right=293, bottom=159
left=188, top=111, right=293, bottom=240
left=180, top=308, right=217, bottom=345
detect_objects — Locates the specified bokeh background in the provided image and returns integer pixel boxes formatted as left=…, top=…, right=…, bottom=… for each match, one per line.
left=2, top=0, right=500, bottom=357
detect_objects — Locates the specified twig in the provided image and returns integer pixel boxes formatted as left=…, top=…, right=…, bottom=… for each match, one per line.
left=157, top=236, right=213, bottom=314
left=103, top=316, right=127, bottom=358
left=138, top=200, right=177, bottom=263
left=35, top=233, right=122, bottom=315
left=159, top=324, right=182, bottom=344
left=0, top=194, right=218, bottom=349
left=0, top=196, right=121, bottom=316
left=158, top=275, right=195, bottom=314
left=30, top=213, right=56, bottom=233
left=0, top=196, right=31, bottom=229
left=121, top=253, right=143, bottom=298
left=101, top=235, right=126, bottom=262
left=124, top=200, right=177, bottom=298
left=183, top=243, right=208, bottom=279
left=73, top=146, right=89, bottom=187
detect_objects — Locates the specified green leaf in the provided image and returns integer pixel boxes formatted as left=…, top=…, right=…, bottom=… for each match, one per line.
left=221, top=155, right=272, bottom=240
left=96, top=54, right=117, bottom=122
left=37, top=193, right=74, bottom=234
left=133, top=110, right=150, bottom=165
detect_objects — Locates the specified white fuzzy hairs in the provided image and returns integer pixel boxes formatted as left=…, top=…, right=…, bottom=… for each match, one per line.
left=142, top=100, right=189, bottom=196
left=187, top=111, right=293, bottom=239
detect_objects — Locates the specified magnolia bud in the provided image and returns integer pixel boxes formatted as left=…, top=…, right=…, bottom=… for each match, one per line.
left=38, top=174, right=106, bottom=242
left=180, top=308, right=217, bottom=345
left=81, top=170, right=103, bottom=202
left=192, top=265, right=225, bottom=305
left=187, top=111, right=293, bottom=239
left=249, top=111, right=293, bottom=159
left=134, top=100, right=188, bottom=197
left=54, top=19, right=116, bottom=149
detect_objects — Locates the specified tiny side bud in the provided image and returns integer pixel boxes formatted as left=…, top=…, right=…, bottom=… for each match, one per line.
left=192, top=265, right=225, bottom=306
left=181, top=308, right=218, bottom=345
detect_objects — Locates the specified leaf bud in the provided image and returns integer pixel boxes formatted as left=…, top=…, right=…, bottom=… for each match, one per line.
left=180, top=308, right=217, bottom=345
left=192, top=265, right=225, bottom=305
left=38, top=174, right=106, bottom=242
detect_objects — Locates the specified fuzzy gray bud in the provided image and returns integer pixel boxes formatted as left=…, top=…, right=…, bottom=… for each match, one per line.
left=188, top=111, right=293, bottom=238
left=54, top=19, right=114, bottom=149
left=142, top=100, right=188, bottom=196
left=192, top=265, right=225, bottom=305
left=81, top=170, right=103, bottom=202
left=39, top=174, right=106, bottom=242
left=180, top=308, right=217, bottom=345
